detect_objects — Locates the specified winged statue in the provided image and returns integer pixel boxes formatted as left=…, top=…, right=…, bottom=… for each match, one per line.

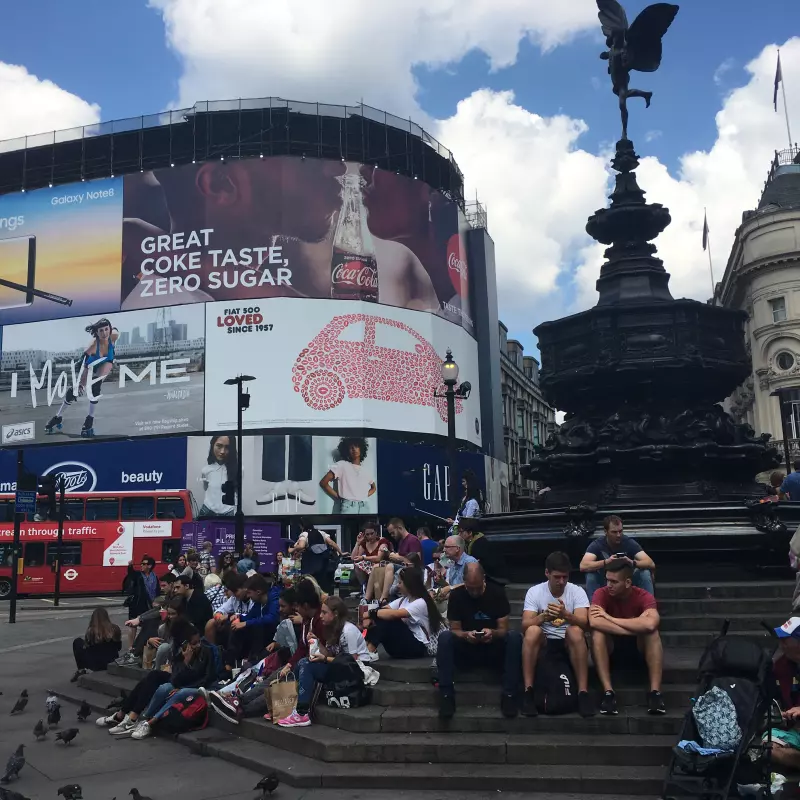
left=597, top=0, right=679, bottom=139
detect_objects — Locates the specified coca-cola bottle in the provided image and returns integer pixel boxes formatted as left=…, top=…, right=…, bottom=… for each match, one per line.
left=331, top=163, right=379, bottom=302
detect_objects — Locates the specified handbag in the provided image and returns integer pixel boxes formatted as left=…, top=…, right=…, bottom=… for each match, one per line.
left=266, top=672, right=297, bottom=725
left=421, top=622, right=443, bottom=656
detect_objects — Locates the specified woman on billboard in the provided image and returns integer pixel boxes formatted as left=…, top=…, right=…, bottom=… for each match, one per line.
left=44, top=317, right=119, bottom=438
left=319, top=437, right=377, bottom=514
left=198, top=435, right=237, bottom=518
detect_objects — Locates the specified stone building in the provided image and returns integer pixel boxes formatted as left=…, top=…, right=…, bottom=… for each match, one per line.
left=498, top=321, right=555, bottom=508
left=717, top=146, right=800, bottom=464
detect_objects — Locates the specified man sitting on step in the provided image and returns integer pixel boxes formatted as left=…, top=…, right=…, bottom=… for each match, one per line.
left=437, top=562, right=523, bottom=720
left=521, top=551, right=594, bottom=717
left=589, top=561, right=666, bottom=716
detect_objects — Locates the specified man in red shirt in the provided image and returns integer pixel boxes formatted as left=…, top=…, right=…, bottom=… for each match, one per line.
left=589, top=561, right=665, bottom=716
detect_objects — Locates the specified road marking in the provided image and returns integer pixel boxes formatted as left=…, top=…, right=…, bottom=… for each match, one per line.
left=40, top=599, right=55, bottom=604
left=0, top=635, right=76, bottom=653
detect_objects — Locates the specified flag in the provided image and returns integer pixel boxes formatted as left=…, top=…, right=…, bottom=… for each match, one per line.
left=775, top=51, right=783, bottom=112
left=702, top=211, right=709, bottom=251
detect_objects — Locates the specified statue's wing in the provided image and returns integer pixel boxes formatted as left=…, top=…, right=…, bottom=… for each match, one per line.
left=597, top=0, right=629, bottom=37
left=626, top=3, right=679, bottom=72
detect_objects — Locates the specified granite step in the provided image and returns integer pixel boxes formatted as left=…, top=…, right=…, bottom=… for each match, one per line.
left=660, top=630, right=771, bottom=649
left=502, top=581, right=794, bottom=601
left=659, top=613, right=783, bottom=632
left=657, top=597, right=792, bottom=616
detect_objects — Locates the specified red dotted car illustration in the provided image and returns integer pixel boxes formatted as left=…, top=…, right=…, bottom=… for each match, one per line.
left=292, top=313, right=463, bottom=422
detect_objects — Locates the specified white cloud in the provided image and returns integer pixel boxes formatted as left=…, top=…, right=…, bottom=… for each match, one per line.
left=0, top=63, right=100, bottom=141
left=713, top=57, right=735, bottom=86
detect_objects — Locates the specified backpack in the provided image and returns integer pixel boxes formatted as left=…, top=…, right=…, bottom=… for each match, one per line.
left=534, top=645, right=578, bottom=715
left=156, top=692, right=209, bottom=734
left=323, top=654, right=371, bottom=709
left=692, top=686, right=742, bottom=750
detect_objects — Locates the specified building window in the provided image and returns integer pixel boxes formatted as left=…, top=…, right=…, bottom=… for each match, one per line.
left=770, top=297, right=788, bottom=323
left=777, top=352, right=795, bottom=371
left=533, top=425, right=541, bottom=447
left=516, top=408, right=525, bottom=438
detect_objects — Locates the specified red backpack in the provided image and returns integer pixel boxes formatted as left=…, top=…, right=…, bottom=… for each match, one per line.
left=156, top=692, right=209, bottom=734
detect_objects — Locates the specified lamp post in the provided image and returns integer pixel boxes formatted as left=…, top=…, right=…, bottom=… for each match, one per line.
left=434, top=349, right=471, bottom=514
left=224, top=374, right=256, bottom=555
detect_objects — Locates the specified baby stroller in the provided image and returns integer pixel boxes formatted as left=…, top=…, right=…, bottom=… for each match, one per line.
left=662, top=621, right=778, bottom=800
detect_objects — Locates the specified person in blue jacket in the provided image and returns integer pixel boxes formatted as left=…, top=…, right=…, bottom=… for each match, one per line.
left=229, top=574, right=281, bottom=664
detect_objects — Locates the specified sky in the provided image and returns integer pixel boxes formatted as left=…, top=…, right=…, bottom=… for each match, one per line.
left=0, top=0, right=797, bottom=356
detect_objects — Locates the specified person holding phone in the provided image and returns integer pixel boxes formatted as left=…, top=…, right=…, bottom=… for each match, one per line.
left=579, top=515, right=655, bottom=600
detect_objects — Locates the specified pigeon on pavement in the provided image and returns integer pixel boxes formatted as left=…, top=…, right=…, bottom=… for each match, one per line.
left=76, top=701, right=91, bottom=723
left=10, top=693, right=28, bottom=716
left=32, top=720, right=47, bottom=741
left=254, top=774, right=280, bottom=797
left=0, top=787, right=31, bottom=800
left=0, top=746, right=25, bottom=783
left=106, top=692, right=127, bottom=710
left=57, top=784, right=83, bottom=800
left=129, top=790, right=153, bottom=800
left=54, top=729, right=79, bottom=746
left=47, top=705, right=61, bottom=729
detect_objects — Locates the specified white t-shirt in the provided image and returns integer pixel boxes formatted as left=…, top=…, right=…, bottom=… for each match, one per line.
left=201, top=463, right=235, bottom=514
left=338, top=621, right=370, bottom=661
left=297, top=530, right=334, bottom=554
left=523, top=581, right=589, bottom=640
left=389, top=596, right=431, bottom=645
left=330, top=460, right=373, bottom=501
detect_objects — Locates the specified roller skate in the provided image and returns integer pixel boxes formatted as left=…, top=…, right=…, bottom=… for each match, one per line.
left=81, top=415, right=95, bottom=437
left=44, top=415, right=63, bottom=434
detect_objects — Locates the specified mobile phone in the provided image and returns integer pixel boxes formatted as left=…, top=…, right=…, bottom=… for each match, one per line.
left=181, top=640, right=189, bottom=649
left=614, top=552, right=626, bottom=559
left=473, top=631, right=486, bottom=638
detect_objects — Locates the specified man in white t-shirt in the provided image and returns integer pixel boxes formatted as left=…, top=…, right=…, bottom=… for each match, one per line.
left=521, top=551, right=594, bottom=718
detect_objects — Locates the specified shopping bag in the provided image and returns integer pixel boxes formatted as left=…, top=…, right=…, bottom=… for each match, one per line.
left=142, top=643, right=156, bottom=671
left=266, top=672, right=297, bottom=724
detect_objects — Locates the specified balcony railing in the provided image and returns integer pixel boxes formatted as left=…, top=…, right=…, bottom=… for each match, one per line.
left=769, top=439, right=800, bottom=465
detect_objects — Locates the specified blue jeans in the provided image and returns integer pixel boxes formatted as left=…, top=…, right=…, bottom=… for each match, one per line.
left=148, top=688, right=198, bottom=722
left=585, top=568, right=654, bottom=601
left=436, top=629, right=523, bottom=695
left=337, top=499, right=367, bottom=514
left=143, top=682, right=176, bottom=718
left=296, top=657, right=330, bottom=713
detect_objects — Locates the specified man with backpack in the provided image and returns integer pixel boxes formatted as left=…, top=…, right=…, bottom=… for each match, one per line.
left=521, top=551, right=594, bottom=718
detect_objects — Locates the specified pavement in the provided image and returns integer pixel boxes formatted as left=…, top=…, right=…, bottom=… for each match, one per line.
left=0, top=605, right=576, bottom=800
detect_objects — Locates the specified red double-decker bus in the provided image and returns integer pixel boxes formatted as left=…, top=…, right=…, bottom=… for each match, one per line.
left=0, top=490, right=193, bottom=598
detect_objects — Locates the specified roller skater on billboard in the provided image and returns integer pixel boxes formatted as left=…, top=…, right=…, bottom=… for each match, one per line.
left=44, top=317, right=118, bottom=438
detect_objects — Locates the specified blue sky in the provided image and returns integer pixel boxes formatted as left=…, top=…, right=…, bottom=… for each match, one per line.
left=0, top=0, right=796, bottom=352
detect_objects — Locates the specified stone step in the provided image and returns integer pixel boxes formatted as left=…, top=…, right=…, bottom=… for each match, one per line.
left=660, top=630, right=771, bottom=649
left=80, top=670, right=138, bottom=697
left=657, top=597, right=791, bottom=616
left=503, top=581, right=794, bottom=601
left=179, top=729, right=667, bottom=794
left=211, top=713, right=680, bottom=761
left=372, top=679, right=695, bottom=710
left=659, top=614, right=781, bottom=632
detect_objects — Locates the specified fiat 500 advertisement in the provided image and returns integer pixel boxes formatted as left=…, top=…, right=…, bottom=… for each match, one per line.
left=203, top=298, right=481, bottom=445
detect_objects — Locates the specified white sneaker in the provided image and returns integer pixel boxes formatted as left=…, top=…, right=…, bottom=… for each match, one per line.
left=131, top=720, right=152, bottom=740
left=96, top=713, right=120, bottom=728
left=361, top=651, right=380, bottom=663
left=109, top=715, right=136, bottom=736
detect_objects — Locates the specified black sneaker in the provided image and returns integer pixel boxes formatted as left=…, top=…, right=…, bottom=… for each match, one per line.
left=578, top=690, right=596, bottom=718
left=599, top=690, right=618, bottom=715
left=521, top=687, right=538, bottom=717
left=438, top=689, right=456, bottom=720
left=500, top=692, right=519, bottom=719
left=206, top=689, right=241, bottom=724
left=647, top=690, right=666, bottom=715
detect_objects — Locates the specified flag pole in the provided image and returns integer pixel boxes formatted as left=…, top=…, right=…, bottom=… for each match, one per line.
left=779, top=49, right=793, bottom=150
left=704, top=208, right=716, bottom=301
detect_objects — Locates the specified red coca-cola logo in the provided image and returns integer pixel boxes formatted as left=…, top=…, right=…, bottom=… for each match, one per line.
left=447, top=234, right=468, bottom=296
left=333, top=261, right=378, bottom=289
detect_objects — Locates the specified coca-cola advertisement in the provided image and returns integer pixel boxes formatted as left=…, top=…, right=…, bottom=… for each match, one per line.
left=203, top=298, right=482, bottom=445
left=120, top=156, right=473, bottom=335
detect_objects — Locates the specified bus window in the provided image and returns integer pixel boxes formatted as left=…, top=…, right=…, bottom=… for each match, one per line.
left=162, top=539, right=182, bottom=564
left=85, top=498, right=120, bottom=520
left=63, top=499, right=85, bottom=521
left=24, top=542, right=46, bottom=567
left=157, top=497, right=187, bottom=519
left=0, top=544, right=13, bottom=567
left=46, top=543, right=82, bottom=566
left=0, top=500, right=14, bottom=522
left=122, top=497, right=155, bottom=520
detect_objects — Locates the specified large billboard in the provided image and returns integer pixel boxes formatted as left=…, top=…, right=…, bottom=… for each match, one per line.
left=204, top=298, right=482, bottom=445
left=187, top=434, right=379, bottom=517
left=0, top=304, right=205, bottom=446
left=0, top=178, right=122, bottom=326
left=120, top=158, right=473, bottom=335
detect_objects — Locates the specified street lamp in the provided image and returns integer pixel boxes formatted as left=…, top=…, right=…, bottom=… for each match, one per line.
left=224, top=374, right=256, bottom=555
left=433, top=349, right=471, bottom=513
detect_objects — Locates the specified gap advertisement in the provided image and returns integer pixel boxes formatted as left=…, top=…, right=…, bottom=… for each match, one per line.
left=0, top=438, right=187, bottom=493
left=0, top=304, right=205, bottom=445
left=203, top=298, right=482, bottom=445
left=376, top=440, right=486, bottom=520
left=187, top=434, right=378, bottom=517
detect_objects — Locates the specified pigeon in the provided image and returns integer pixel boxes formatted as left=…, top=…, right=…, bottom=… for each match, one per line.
left=54, top=729, right=79, bottom=746
left=45, top=692, right=58, bottom=714
left=10, top=693, right=28, bottom=716
left=76, top=701, right=91, bottom=723
left=57, top=785, right=83, bottom=800
left=0, top=746, right=24, bottom=783
left=47, top=704, right=61, bottom=728
left=106, top=692, right=127, bottom=710
left=129, top=790, right=153, bottom=800
left=254, top=773, right=280, bottom=797
left=0, top=787, right=31, bottom=800
left=32, top=720, right=47, bottom=741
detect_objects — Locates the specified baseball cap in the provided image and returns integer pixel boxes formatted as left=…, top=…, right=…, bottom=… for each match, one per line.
left=775, top=617, right=800, bottom=639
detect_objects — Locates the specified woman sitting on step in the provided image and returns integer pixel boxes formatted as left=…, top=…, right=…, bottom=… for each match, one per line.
left=71, top=607, right=122, bottom=682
